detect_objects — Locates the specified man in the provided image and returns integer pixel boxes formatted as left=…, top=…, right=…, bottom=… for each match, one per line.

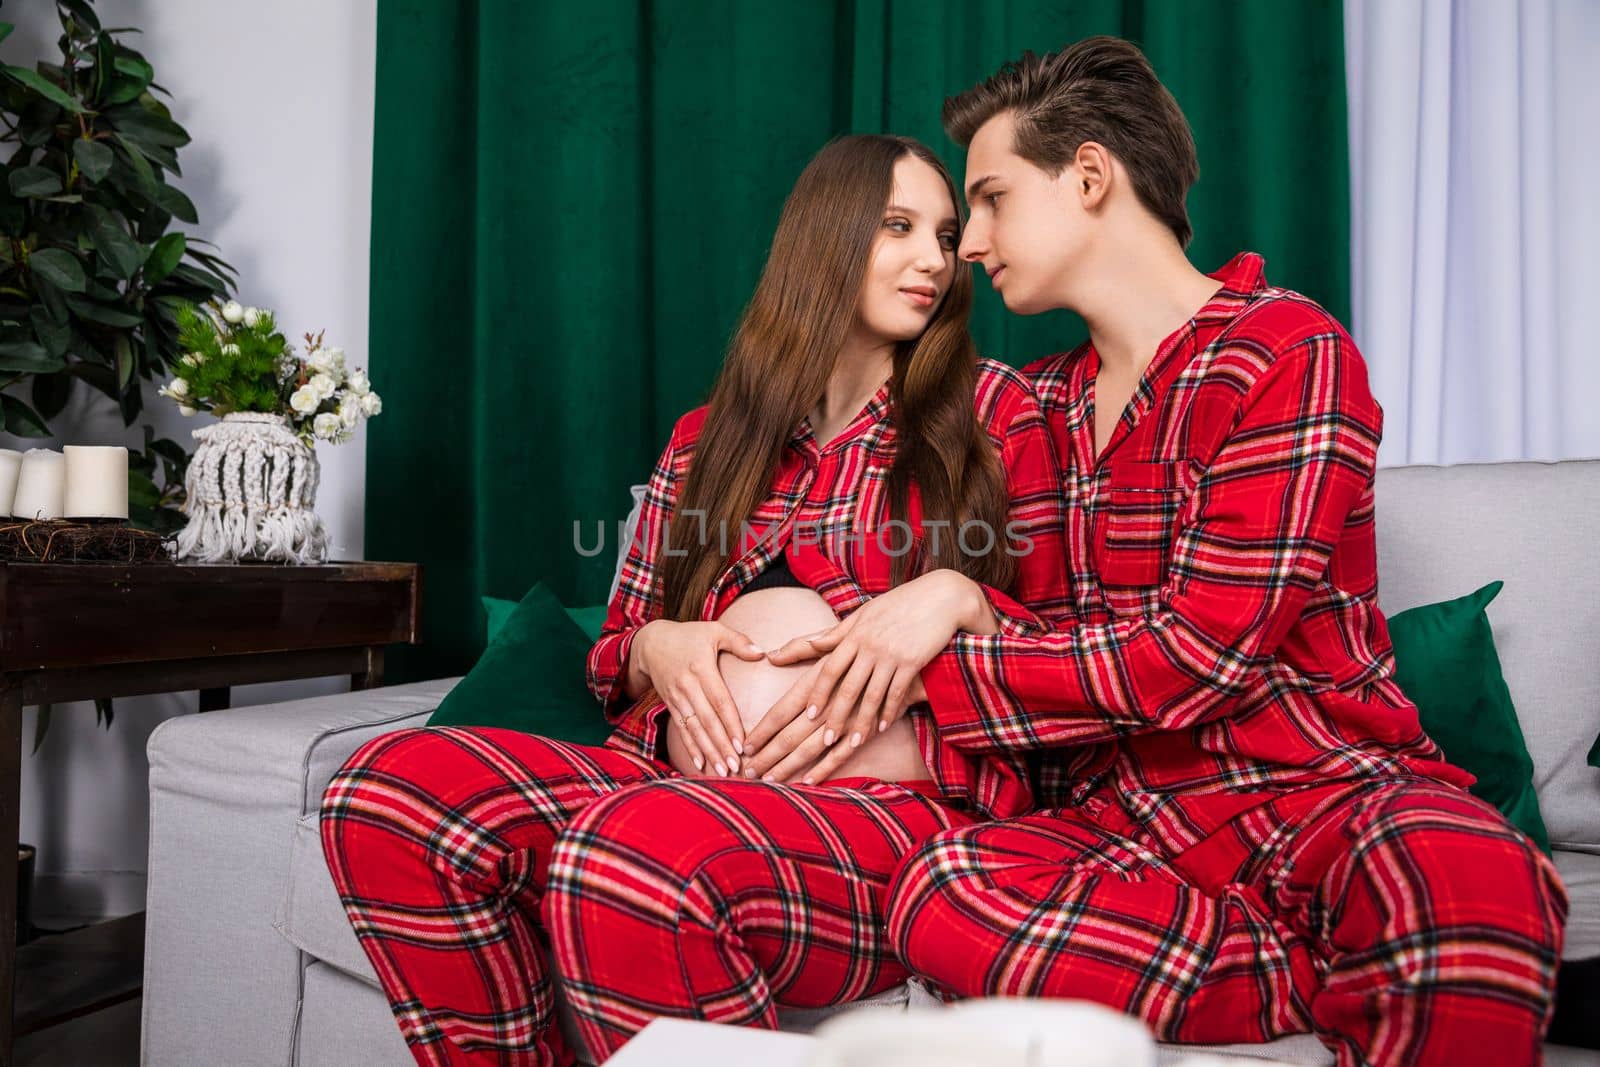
left=749, top=36, right=1565, bottom=1066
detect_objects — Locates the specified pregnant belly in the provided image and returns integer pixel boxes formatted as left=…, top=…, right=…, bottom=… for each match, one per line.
left=664, top=586, right=932, bottom=783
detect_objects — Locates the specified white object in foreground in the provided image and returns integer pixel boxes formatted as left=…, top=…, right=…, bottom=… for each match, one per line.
left=11, top=448, right=65, bottom=520
left=609, top=1008, right=1303, bottom=1067
left=607, top=1018, right=815, bottom=1067
left=63, top=445, right=129, bottom=519
left=808, top=998, right=1156, bottom=1067
left=0, top=449, right=22, bottom=515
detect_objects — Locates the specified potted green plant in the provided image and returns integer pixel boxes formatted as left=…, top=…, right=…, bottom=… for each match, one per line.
left=162, top=301, right=381, bottom=564
left=3, top=2, right=237, bottom=911
left=0, top=0, right=235, bottom=533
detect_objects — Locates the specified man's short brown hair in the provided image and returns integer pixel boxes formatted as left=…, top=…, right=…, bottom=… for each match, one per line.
left=944, top=36, right=1199, bottom=248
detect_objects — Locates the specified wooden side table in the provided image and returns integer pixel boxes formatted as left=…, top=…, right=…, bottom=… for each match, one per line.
left=0, top=560, right=421, bottom=1066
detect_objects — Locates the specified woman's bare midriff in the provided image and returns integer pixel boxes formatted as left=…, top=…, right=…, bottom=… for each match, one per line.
left=664, top=586, right=932, bottom=783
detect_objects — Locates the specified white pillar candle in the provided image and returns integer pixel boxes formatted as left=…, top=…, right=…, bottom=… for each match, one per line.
left=0, top=449, right=22, bottom=517
left=64, top=445, right=129, bottom=520
left=12, top=449, right=65, bottom=521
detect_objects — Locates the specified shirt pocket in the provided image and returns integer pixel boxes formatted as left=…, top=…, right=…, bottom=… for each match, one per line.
left=1094, top=460, right=1187, bottom=592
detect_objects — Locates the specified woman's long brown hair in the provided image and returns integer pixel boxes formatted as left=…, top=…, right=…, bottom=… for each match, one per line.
left=659, top=135, right=1015, bottom=621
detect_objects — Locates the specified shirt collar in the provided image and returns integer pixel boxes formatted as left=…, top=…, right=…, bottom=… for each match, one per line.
left=790, top=377, right=894, bottom=453
left=1193, top=251, right=1269, bottom=325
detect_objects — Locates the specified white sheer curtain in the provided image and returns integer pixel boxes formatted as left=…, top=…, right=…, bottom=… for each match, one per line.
left=1345, top=0, right=1600, bottom=466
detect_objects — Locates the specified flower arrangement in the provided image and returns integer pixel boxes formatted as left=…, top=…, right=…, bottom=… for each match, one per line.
left=158, top=299, right=382, bottom=445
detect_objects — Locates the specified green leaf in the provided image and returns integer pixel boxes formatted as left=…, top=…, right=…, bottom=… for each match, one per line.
left=94, top=697, right=114, bottom=730
left=86, top=204, right=144, bottom=279
left=31, top=371, right=73, bottom=421
left=147, top=182, right=197, bottom=223
left=167, top=262, right=226, bottom=293
left=65, top=295, right=143, bottom=327
left=114, top=334, right=135, bottom=392
left=113, top=55, right=154, bottom=86
left=31, top=705, right=52, bottom=756
left=8, top=166, right=63, bottom=198
left=1, top=393, right=52, bottom=437
left=29, top=249, right=87, bottom=292
left=148, top=437, right=188, bottom=468
left=104, top=75, right=146, bottom=106
left=33, top=275, right=69, bottom=323
left=0, top=24, right=13, bottom=48
left=87, top=277, right=121, bottom=301
left=143, top=232, right=184, bottom=285
left=118, top=377, right=142, bottom=424
left=29, top=306, right=71, bottom=357
left=16, top=98, right=58, bottom=148
left=2, top=64, right=84, bottom=114
left=92, top=32, right=114, bottom=102
left=128, top=469, right=161, bottom=508
left=61, top=0, right=101, bottom=33
left=72, top=139, right=114, bottom=183
left=68, top=358, right=116, bottom=397
left=109, top=107, right=189, bottom=149
left=111, top=133, right=157, bottom=192
left=134, top=205, right=172, bottom=243
left=0, top=342, right=65, bottom=373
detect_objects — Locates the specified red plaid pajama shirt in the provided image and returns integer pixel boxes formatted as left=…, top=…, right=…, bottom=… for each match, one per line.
left=888, top=254, right=1567, bottom=1066
left=321, top=359, right=1074, bottom=1065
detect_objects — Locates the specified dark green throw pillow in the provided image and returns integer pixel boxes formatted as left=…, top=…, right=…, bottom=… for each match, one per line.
left=1387, top=580, right=1551, bottom=854
left=427, top=583, right=612, bottom=745
left=483, top=596, right=608, bottom=644
left=564, top=605, right=609, bottom=643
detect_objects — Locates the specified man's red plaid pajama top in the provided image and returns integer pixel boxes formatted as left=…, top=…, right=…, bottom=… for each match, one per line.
left=886, top=254, right=1567, bottom=1066
left=320, top=359, right=1074, bottom=1066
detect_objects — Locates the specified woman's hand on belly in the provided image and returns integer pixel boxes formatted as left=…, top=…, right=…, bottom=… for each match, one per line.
left=750, top=569, right=982, bottom=782
left=634, top=618, right=766, bottom=776
left=676, top=586, right=932, bottom=784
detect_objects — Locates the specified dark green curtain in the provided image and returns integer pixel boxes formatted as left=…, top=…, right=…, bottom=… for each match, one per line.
left=368, top=0, right=1349, bottom=683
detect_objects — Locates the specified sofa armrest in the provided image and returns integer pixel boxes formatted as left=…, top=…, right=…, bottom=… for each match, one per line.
left=141, top=676, right=460, bottom=1066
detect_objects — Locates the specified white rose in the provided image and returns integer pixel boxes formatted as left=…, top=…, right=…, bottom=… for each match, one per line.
left=178, top=404, right=197, bottom=417
left=168, top=377, right=190, bottom=398
left=345, top=369, right=370, bottom=395
left=306, top=348, right=336, bottom=374
left=339, top=400, right=362, bottom=429
left=221, top=301, right=244, bottom=324
left=313, top=412, right=342, bottom=440
left=324, top=346, right=346, bottom=370
left=309, top=373, right=337, bottom=400
left=359, top=391, right=382, bottom=417
left=243, top=307, right=261, bottom=328
left=289, top=386, right=320, bottom=414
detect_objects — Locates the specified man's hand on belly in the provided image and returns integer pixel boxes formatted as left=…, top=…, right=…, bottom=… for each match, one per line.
left=746, top=570, right=975, bottom=782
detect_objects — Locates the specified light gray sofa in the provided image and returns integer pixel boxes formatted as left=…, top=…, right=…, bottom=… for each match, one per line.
left=141, top=460, right=1600, bottom=1066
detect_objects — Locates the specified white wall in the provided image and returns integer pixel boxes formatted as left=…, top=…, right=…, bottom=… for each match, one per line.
left=2, top=0, right=376, bottom=922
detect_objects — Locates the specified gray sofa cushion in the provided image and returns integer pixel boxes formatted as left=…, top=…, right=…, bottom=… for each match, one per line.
left=295, top=962, right=411, bottom=1066
left=1373, top=460, right=1600, bottom=851
left=1556, top=850, right=1600, bottom=960
left=278, top=812, right=373, bottom=985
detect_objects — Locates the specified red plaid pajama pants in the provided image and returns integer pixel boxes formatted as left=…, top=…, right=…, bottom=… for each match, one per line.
left=319, top=726, right=970, bottom=1066
left=887, top=777, right=1566, bottom=1066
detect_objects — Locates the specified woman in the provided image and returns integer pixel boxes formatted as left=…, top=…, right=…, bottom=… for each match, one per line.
left=320, top=134, right=1071, bottom=1067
